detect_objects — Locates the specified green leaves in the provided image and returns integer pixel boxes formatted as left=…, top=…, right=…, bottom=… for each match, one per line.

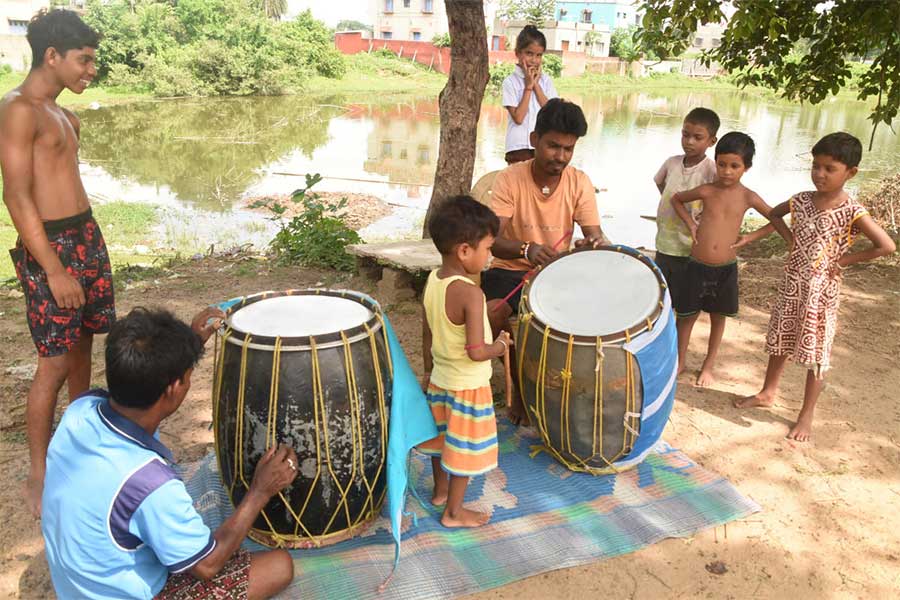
left=83, top=0, right=345, bottom=97
left=638, top=0, right=900, bottom=143
left=263, top=174, right=361, bottom=272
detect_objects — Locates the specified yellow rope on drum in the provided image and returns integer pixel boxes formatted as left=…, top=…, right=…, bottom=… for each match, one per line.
left=516, top=312, right=533, bottom=415
left=593, top=337, right=603, bottom=459
left=232, top=334, right=253, bottom=496
left=266, top=337, right=282, bottom=450
left=363, top=322, right=389, bottom=519
left=560, top=335, right=574, bottom=455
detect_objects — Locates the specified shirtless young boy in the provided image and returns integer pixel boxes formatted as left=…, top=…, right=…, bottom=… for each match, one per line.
left=671, top=132, right=790, bottom=387
left=0, top=10, right=111, bottom=516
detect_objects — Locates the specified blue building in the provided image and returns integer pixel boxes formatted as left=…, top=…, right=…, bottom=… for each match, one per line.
left=556, top=1, right=640, bottom=31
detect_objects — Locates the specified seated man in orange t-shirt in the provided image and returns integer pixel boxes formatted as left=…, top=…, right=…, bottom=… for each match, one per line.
left=483, top=98, right=609, bottom=424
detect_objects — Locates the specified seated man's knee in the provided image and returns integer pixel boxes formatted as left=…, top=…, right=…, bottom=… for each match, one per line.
left=272, top=550, right=293, bottom=589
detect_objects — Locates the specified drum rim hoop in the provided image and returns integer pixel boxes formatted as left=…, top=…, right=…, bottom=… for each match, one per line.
left=520, top=245, right=666, bottom=344
left=221, top=289, right=383, bottom=349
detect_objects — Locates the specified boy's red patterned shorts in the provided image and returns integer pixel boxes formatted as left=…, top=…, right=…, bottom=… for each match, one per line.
left=9, top=209, right=116, bottom=357
left=154, top=550, right=251, bottom=599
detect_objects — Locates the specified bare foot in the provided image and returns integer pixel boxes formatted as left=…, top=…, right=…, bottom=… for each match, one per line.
left=441, top=506, right=490, bottom=528
left=695, top=366, right=715, bottom=387
left=508, top=403, right=530, bottom=427
left=677, top=361, right=686, bottom=376
left=430, top=490, right=448, bottom=506
left=25, top=476, right=43, bottom=519
left=733, top=392, right=775, bottom=409
left=786, top=413, right=814, bottom=442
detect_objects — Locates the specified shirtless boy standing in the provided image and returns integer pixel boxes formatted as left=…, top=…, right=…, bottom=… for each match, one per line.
left=670, top=132, right=790, bottom=387
left=0, top=10, right=112, bottom=516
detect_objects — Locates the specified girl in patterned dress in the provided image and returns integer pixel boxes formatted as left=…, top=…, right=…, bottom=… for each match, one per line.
left=735, top=133, right=895, bottom=441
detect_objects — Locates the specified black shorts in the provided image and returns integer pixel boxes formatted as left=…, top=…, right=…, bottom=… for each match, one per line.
left=10, top=209, right=116, bottom=357
left=678, top=258, right=738, bottom=317
left=482, top=267, right=527, bottom=311
left=654, top=252, right=690, bottom=314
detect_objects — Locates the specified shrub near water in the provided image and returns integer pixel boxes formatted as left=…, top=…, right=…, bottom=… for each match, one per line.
left=252, top=174, right=361, bottom=272
left=84, top=0, right=345, bottom=96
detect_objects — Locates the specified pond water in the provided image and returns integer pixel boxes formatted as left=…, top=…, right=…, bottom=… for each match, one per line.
left=76, top=88, right=900, bottom=252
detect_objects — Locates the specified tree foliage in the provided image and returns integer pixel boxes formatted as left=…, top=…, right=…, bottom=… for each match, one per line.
left=336, top=19, right=372, bottom=33
left=610, top=25, right=643, bottom=63
left=498, top=0, right=555, bottom=26
left=83, top=0, right=345, bottom=96
left=638, top=0, right=900, bottom=144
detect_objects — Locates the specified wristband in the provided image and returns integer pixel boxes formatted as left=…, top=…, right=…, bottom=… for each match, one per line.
left=522, top=242, right=532, bottom=264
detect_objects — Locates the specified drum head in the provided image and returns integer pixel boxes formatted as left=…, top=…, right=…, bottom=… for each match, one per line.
left=228, top=295, right=374, bottom=337
left=528, top=249, right=661, bottom=337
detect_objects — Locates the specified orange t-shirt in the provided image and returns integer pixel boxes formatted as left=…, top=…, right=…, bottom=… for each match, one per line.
left=490, top=160, right=601, bottom=271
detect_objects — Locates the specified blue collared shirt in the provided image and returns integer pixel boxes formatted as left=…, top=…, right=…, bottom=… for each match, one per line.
left=42, top=391, right=216, bottom=599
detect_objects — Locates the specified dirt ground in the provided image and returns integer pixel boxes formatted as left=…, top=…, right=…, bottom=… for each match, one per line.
left=1, top=254, right=898, bottom=599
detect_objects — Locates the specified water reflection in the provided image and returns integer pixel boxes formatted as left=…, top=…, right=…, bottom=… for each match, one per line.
left=77, top=89, right=899, bottom=249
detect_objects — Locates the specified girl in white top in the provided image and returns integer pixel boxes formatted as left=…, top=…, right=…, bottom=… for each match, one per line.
left=502, top=25, right=558, bottom=164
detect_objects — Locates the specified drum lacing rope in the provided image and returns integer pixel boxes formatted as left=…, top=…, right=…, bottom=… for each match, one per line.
left=363, top=322, right=390, bottom=513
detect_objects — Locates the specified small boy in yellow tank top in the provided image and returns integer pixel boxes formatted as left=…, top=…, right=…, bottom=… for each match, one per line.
left=419, top=195, right=511, bottom=528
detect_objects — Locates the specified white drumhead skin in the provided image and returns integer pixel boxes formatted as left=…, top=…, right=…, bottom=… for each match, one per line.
left=528, top=251, right=661, bottom=336
left=229, top=295, right=374, bottom=337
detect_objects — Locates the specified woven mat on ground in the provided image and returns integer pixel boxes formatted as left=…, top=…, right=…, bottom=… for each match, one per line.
left=181, top=420, right=760, bottom=600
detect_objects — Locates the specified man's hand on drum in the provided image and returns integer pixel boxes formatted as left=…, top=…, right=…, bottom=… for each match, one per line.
left=526, top=242, right=558, bottom=266
left=191, top=306, right=226, bottom=343
left=574, top=234, right=610, bottom=249
left=250, top=444, right=299, bottom=498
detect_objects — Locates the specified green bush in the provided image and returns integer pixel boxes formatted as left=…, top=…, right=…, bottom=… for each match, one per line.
left=432, top=33, right=451, bottom=48
left=542, top=54, right=562, bottom=78
left=372, top=47, right=397, bottom=59
left=253, top=174, right=361, bottom=271
left=83, top=0, right=345, bottom=97
left=488, top=61, right=514, bottom=92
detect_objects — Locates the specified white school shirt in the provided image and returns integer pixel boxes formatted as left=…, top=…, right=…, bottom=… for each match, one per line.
left=653, top=154, right=718, bottom=256
left=502, top=65, right=558, bottom=153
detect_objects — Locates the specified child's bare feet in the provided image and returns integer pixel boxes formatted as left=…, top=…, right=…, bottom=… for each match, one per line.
left=786, top=411, right=814, bottom=442
left=677, top=361, right=686, bottom=376
left=25, top=475, right=43, bottom=519
left=441, top=506, right=490, bottom=528
left=695, top=365, right=715, bottom=387
left=431, top=489, right=448, bottom=506
left=733, top=391, right=775, bottom=408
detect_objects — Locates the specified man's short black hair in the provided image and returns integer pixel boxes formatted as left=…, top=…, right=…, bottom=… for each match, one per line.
left=27, top=9, right=100, bottom=69
left=429, top=195, right=500, bottom=255
left=105, top=308, right=204, bottom=409
left=811, top=132, right=862, bottom=168
left=715, top=131, right=755, bottom=168
left=684, top=107, right=721, bottom=137
left=534, top=98, right=588, bottom=138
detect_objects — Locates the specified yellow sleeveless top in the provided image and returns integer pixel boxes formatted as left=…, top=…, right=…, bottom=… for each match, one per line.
left=424, top=270, right=493, bottom=390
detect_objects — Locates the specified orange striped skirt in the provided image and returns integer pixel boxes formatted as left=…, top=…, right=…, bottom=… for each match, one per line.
left=418, top=383, right=498, bottom=477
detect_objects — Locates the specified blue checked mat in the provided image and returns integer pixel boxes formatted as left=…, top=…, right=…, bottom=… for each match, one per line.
left=180, top=420, right=760, bottom=599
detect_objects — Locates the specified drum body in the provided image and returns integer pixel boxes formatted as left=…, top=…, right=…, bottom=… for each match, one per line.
left=213, top=290, right=392, bottom=547
left=516, top=246, right=675, bottom=474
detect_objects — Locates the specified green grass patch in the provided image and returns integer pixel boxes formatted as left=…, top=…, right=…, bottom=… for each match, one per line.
left=0, top=70, right=148, bottom=108
left=307, top=52, right=446, bottom=95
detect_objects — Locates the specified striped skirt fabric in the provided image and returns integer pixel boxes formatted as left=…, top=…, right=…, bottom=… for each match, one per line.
left=418, top=383, right=498, bottom=477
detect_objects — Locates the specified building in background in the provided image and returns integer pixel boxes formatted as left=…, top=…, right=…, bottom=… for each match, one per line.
left=0, top=0, right=51, bottom=70
left=369, top=0, right=497, bottom=44
left=555, top=1, right=639, bottom=31
left=690, top=21, right=726, bottom=51
left=501, top=18, right=610, bottom=57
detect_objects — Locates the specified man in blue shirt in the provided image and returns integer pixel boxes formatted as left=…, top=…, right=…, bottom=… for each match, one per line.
left=42, top=307, right=298, bottom=599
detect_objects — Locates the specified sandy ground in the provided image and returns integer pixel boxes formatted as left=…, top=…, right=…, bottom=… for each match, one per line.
left=1, top=254, right=898, bottom=599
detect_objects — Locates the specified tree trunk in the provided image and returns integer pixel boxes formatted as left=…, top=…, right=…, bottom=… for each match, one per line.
left=422, top=0, right=489, bottom=238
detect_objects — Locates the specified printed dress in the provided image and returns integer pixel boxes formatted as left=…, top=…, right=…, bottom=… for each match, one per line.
left=765, top=192, right=868, bottom=376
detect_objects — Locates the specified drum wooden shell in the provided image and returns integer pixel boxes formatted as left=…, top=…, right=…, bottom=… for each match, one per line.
left=516, top=247, right=667, bottom=474
left=213, top=290, right=392, bottom=547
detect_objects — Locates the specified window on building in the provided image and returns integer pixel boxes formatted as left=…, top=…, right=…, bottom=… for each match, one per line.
left=412, top=31, right=421, bottom=41
left=400, top=149, right=408, bottom=160
left=384, top=0, right=393, bottom=13
left=581, top=9, right=592, bottom=24
left=693, top=37, right=703, bottom=47
left=423, top=0, right=433, bottom=13
left=383, top=31, right=393, bottom=40
left=8, top=19, right=28, bottom=35
left=711, top=38, right=722, bottom=47
left=417, top=145, right=430, bottom=164
left=403, top=0, right=410, bottom=7
left=381, top=141, right=393, bottom=159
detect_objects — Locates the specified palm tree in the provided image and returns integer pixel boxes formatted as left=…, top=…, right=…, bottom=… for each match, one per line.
left=259, top=0, right=287, bottom=20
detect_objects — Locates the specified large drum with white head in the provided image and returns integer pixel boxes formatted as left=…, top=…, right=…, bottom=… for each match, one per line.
left=213, top=290, right=392, bottom=547
left=516, top=246, right=678, bottom=474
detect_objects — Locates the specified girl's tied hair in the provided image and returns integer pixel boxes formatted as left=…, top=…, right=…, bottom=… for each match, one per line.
left=515, top=25, right=547, bottom=52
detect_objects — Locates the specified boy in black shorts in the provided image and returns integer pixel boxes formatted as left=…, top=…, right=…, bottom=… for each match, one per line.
left=0, top=10, right=113, bottom=516
left=670, top=132, right=790, bottom=387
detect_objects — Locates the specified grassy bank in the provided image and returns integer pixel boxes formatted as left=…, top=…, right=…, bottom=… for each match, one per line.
left=307, top=52, right=446, bottom=95
left=0, top=200, right=164, bottom=283
left=0, top=70, right=149, bottom=108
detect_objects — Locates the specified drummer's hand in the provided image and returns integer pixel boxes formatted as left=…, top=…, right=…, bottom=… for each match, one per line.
left=574, top=235, right=609, bottom=249
left=526, top=243, right=557, bottom=266
left=494, top=330, right=512, bottom=358
left=191, top=306, right=226, bottom=343
left=250, top=444, right=299, bottom=499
